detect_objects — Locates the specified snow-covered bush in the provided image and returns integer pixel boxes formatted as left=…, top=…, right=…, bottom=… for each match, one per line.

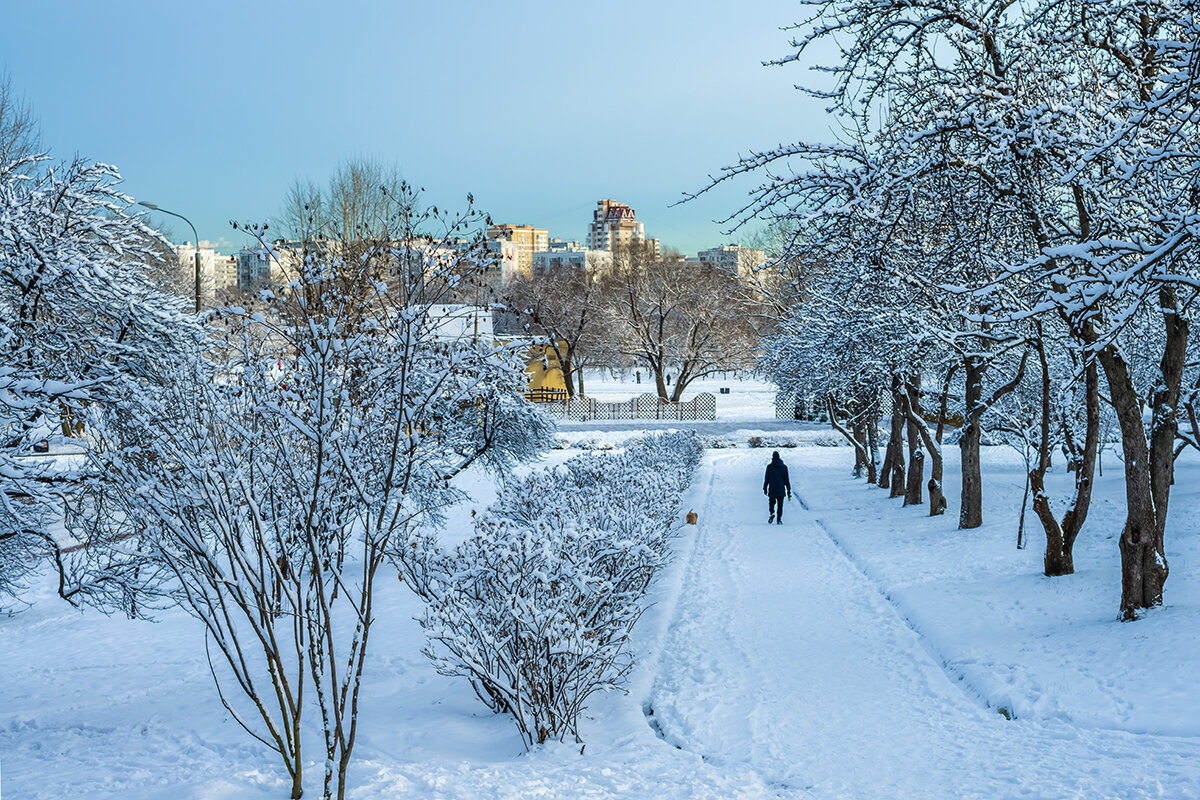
left=702, top=435, right=736, bottom=449
left=418, top=432, right=701, bottom=748
left=810, top=434, right=844, bottom=448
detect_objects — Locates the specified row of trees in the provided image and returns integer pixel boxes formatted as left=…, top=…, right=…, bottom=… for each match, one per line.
left=697, top=0, right=1199, bottom=620
left=501, top=243, right=763, bottom=402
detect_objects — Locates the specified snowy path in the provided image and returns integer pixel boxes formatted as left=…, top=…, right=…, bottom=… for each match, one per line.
left=648, top=450, right=1200, bottom=800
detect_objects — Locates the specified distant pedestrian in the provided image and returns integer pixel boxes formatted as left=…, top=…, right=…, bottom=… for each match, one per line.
left=763, top=451, right=792, bottom=525
left=636, top=370, right=641, bottom=384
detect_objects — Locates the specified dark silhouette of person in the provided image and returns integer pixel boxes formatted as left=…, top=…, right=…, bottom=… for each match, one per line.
left=763, top=450, right=792, bottom=525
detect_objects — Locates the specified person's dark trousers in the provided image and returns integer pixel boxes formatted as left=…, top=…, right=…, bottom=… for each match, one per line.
left=769, top=495, right=785, bottom=523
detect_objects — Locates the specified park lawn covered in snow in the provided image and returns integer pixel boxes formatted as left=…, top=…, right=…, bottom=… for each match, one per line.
left=553, top=370, right=836, bottom=444
left=0, top=456, right=768, bottom=800
left=2, top=436, right=1199, bottom=799
left=800, top=445, right=1200, bottom=738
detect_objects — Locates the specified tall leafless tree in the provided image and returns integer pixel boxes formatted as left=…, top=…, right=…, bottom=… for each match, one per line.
left=502, top=261, right=605, bottom=398
left=605, top=245, right=757, bottom=401
left=0, top=71, right=40, bottom=175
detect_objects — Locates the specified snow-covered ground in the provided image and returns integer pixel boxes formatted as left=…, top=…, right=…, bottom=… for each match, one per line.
left=650, top=448, right=1200, bottom=799
left=3, top=383, right=1199, bottom=798
left=0, top=459, right=766, bottom=800
left=800, top=447, right=1200, bottom=739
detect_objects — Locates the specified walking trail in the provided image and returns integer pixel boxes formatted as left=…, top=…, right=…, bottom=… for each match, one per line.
left=646, top=450, right=1200, bottom=800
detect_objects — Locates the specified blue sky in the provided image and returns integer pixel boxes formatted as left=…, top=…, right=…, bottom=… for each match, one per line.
left=1, top=1, right=834, bottom=254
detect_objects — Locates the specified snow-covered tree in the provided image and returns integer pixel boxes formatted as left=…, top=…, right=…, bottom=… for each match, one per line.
left=502, top=260, right=606, bottom=397
left=0, top=157, right=196, bottom=610
left=604, top=245, right=758, bottom=402
left=87, top=196, right=551, bottom=799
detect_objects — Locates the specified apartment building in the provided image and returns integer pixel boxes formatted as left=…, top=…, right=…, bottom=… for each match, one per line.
left=586, top=199, right=660, bottom=257
left=486, top=224, right=549, bottom=279
left=236, top=246, right=279, bottom=292
left=697, top=244, right=769, bottom=280
left=531, top=239, right=613, bottom=275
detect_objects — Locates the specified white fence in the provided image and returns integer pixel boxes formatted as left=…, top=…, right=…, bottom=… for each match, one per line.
left=543, top=392, right=717, bottom=421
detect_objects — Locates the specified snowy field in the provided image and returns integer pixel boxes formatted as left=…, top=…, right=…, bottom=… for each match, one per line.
left=2, top=378, right=1199, bottom=799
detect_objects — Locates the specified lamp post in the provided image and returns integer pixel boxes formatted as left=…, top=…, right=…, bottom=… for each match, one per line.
left=139, top=201, right=202, bottom=313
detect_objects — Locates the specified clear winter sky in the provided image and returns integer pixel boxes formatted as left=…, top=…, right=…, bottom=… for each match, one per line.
left=1, top=1, right=835, bottom=255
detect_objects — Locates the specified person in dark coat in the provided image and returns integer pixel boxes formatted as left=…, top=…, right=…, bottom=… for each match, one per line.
left=763, top=450, right=792, bottom=525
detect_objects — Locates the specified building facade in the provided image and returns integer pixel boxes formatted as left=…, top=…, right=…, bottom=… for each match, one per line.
left=486, top=224, right=548, bottom=280
left=531, top=241, right=613, bottom=276
left=485, top=236, right=524, bottom=287
left=586, top=199, right=660, bottom=257
left=697, top=244, right=769, bottom=281
left=236, top=246, right=278, bottom=292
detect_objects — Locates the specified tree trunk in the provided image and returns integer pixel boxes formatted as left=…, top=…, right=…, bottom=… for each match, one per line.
left=669, top=376, right=686, bottom=403
left=654, top=367, right=668, bottom=402
left=851, top=403, right=870, bottom=478
left=1093, top=287, right=1185, bottom=618
left=575, top=365, right=585, bottom=396
left=865, top=391, right=880, bottom=484
left=1035, top=356, right=1100, bottom=577
left=878, top=435, right=895, bottom=490
left=1098, top=345, right=1165, bottom=617
left=904, top=374, right=924, bottom=506
left=904, top=377, right=946, bottom=516
left=959, top=355, right=985, bottom=529
left=1150, top=287, right=1187, bottom=548
left=827, top=392, right=874, bottom=481
left=889, top=374, right=906, bottom=499
left=560, top=354, right=575, bottom=399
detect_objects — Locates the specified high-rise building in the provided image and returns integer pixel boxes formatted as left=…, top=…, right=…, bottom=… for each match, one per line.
left=697, top=244, right=769, bottom=280
left=237, top=246, right=277, bottom=291
left=486, top=224, right=548, bottom=280
left=586, top=199, right=660, bottom=257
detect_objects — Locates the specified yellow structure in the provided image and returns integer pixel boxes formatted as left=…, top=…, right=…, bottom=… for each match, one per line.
left=523, top=341, right=568, bottom=402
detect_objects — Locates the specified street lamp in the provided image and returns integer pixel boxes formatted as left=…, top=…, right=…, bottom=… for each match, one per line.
left=139, top=201, right=201, bottom=313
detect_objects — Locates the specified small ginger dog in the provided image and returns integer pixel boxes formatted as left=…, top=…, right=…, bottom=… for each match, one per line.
left=685, top=510, right=698, bottom=525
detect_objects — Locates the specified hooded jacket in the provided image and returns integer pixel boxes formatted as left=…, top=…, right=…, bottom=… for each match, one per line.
left=763, top=453, right=791, bottom=498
